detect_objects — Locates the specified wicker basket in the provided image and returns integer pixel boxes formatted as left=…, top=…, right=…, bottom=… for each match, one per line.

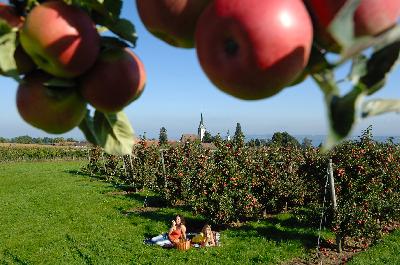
left=175, top=240, right=191, bottom=251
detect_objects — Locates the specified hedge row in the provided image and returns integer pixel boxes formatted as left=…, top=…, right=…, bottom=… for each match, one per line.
left=0, top=145, right=89, bottom=162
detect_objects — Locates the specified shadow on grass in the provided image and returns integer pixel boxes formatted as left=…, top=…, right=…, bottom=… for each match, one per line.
left=66, top=170, right=319, bottom=249
left=66, top=170, right=140, bottom=192
left=121, top=193, right=207, bottom=233
left=233, top=221, right=319, bottom=249
left=66, top=170, right=88, bottom=178
left=223, top=214, right=320, bottom=249
left=124, top=192, right=165, bottom=207
left=266, top=214, right=317, bottom=229
left=3, top=249, right=30, bottom=265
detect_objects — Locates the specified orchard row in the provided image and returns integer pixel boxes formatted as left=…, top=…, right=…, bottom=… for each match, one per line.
left=83, top=129, right=400, bottom=247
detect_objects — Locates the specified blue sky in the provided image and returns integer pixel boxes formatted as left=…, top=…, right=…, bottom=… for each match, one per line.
left=1, top=1, right=400, bottom=140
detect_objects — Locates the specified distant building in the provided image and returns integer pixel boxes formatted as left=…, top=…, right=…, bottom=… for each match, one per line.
left=201, top=142, right=217, bottom=150
left=180, top=134, right=199, bottom=143
left=180, top=114, right=207, bottom=143
left=198, top=113, right=206, bottom=141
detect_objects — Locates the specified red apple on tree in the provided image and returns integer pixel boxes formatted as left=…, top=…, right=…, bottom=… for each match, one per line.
left=305, top=0, right=400, bottom=52
left=19, top=1, right=100, bottom=78
left=80, top=47, right=146, bottom=113
left=195, top=0, right=313, bottom=100
left=16, top=71, right=87, bottom=134
left=136, top=0, right=211, bottom=48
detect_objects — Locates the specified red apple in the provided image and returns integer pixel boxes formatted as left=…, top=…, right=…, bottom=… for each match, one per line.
left=136, top=0, right=211, bottom=48
left=19, top=1, right=100, bottom=78
left=80, top=47, right=146, bottom=113
left=0, top=3, right=23, bottom=28
left=306, top=0, right=400, bottom=51
left=195, top=0, right=313, bottom=100
left=16, top=71, right=87, bottom=134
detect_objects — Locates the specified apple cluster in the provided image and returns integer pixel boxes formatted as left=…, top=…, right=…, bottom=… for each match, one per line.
left=0, top=1, right=146, bottom=134
left=137, top=0, right=400, bottom=100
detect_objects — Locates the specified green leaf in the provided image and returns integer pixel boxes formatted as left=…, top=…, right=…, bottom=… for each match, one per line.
left=312, top=69, right=365, bottom=151
left=360, top=41, right=400, bottom=95
left=65, top=0, right=122, bottom=24
left=105, top=18, right=137, bottom=47
left=79, top=110, right=136, bottom=155
left=78, top=109, right=99, bottom=145
left=0, top=23, right=19, bottom=81
left=0, top=19, right=12, bottom=35
left=65, top=0, right=136, bottom=46
left=336, top=24, right=400, bottom=65
left=362, top=99, right=400, bottom=118
left=328, top=0, right=361, bottom=50
left=102, top=0, right=122, bottom=19
left=347, top=55, right=368, bottom=84
left=324, top=88, right=365, bottom=151
left=319, top=39, right=400, bottom=149
left=93, top=111, right=135, bottom=155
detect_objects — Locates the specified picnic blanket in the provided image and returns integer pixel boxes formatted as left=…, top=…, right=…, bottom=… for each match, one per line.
left=143, top=233, right=173, bottom=248
left=144, top=232, right=221, bottom=248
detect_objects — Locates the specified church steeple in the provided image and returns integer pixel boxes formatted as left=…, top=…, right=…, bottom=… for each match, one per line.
left=198, top=113, right=206, bottom=141
left=226, top=130, right=231, bottom=141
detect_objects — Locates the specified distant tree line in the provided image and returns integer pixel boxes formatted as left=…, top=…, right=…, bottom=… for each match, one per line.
left=0, top=135, right=79, bottom=144
left=202, top=123, right=244, bottom=144
left=157, top=123, right=314, bottom=149
left=247, top=132, right=314, bottom=149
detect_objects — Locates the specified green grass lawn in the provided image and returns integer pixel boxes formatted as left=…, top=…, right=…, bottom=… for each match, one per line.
left=348, top=229, right=400, bottom=265
left=0, top=161, right=398, bottom=264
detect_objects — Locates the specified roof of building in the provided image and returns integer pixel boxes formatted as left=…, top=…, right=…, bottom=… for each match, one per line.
left=201, top=143, right=217, bottom=150
left=180, top=134, right=199, bottom=142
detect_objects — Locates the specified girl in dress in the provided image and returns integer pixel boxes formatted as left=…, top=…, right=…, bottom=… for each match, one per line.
left=168, top=215, right=187, bottom=243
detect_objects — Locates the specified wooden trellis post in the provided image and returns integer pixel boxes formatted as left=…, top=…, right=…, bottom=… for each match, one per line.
left=328, top=159, right=342, bottom=252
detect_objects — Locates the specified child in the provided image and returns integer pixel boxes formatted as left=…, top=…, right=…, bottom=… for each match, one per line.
left=201, top=224, right=215, bottom=247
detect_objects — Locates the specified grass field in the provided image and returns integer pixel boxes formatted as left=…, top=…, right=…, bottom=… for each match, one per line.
left=0, top=161, right=398, bottom=264
left=348, top=230, right=400, bottom=265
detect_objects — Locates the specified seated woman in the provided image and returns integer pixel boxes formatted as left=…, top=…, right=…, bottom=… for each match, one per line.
left=168, top=214, right=187, bottom=243
left=146, top=214, right=187, bottom=247
left=201, top=224, right=215, bottom=247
